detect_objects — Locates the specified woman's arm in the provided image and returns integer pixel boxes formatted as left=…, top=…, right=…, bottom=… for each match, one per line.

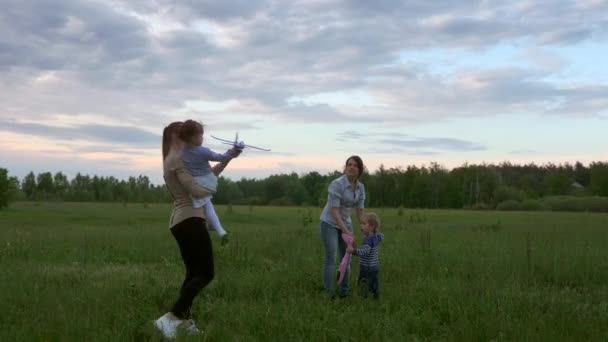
left=327, top=180, right=352, bottom=235
left=211, top=160, right=230, bottom=176
left=174, top=164, right=211, bottom=198
left=331, top=207, right=352, bottom=235
left=211, top=147, right=241, bottom=176
left=356, top=208, right=365, bottom=224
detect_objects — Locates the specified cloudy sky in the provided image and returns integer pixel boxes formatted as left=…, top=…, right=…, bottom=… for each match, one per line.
left=1, top=0, right=607, bottom=184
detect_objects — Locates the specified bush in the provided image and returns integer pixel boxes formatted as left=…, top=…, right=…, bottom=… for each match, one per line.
left=496, top=200, right=521, bottom=211
left=492, top=186, right=526, bottom=207
left=268, top=197, right=293, bottom=206
left=471, top=202, right=490, bottom=210
left=520, top=199, right=550, bottom=211
left=234, top=196, right=264, bottom=205
left=543, top=196, right=608, bottom=212
left=580, top=197, right=608, bottom=212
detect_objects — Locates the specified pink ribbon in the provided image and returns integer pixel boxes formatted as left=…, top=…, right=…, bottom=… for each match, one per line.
left=337, top=233, right=354, bottom=284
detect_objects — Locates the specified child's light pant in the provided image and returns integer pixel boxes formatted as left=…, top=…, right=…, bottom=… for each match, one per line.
left=192, top=175, right=226, bottom=236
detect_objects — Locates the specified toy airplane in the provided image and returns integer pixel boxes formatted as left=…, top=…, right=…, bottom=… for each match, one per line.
left=210, top=132, right=271, bottom=152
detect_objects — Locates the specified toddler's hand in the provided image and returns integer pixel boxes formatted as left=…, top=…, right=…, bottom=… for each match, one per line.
left=346, top=246, right=354, bottom=254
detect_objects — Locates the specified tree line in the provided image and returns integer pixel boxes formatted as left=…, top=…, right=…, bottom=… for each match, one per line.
left=1, top=161, right=608, bottom=209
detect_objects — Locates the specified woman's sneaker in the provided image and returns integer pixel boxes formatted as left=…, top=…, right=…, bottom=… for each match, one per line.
left=154, top=312, right=183, bottom=339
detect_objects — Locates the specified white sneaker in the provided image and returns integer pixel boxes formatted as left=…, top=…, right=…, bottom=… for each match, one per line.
left=154, top=312, right=183, bottom=339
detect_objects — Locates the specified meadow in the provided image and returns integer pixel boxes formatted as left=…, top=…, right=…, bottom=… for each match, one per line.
left=1, top=202, right=607, bottom=341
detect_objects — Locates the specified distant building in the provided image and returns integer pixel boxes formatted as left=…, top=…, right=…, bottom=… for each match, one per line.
left=571, top=182, right=584, bottom=189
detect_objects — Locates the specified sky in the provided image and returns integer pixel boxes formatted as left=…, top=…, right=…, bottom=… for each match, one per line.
left=1, top=0, right=607, bottom=184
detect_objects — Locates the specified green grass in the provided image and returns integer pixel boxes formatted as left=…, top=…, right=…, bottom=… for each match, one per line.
left=1, top=202, right=607, bottom=341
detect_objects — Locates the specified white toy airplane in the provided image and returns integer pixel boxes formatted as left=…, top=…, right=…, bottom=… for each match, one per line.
left=211, top=132, right=271, bottom=152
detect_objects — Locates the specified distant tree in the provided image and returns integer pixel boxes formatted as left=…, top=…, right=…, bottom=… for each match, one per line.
left=286, top=179, right=309, bottom=206
left=36, top=172, right=54, bottom=199
left=215, top=177, right=244, bottom=204
left=5, top=160, right=608, bottom=206
left=543, top=173, right=572, bottom=196
left=590, top=162, right=608, bottom=197
left=0, top=168, right=13, bottom=208
left=301, top=171, right=325, bottom=206
left=574, top=161, right=591, bottom=187
left=22, top=172, right=36, bottom=200
left=54, top=172, right=69, bottom=199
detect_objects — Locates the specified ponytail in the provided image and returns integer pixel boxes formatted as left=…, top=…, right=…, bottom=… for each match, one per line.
left=162, top=122, right=183, bottom=161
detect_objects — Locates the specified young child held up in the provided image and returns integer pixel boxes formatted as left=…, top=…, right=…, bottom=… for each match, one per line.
left=178, top=120, right=240, bottom=245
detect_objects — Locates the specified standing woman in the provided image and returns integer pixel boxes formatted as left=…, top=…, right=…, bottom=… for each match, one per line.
left=155, top=121, right=240, bottom=338
left=319, top=156, right=366, bottom=298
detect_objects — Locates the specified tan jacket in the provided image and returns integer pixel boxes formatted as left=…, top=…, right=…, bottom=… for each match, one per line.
left=163, top=153, right=210, bottom=228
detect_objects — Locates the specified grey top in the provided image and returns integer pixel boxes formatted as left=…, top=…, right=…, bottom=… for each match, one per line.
left=181, top=146, right=233, bottom=177
left=320, top=175, right=365, bottom=229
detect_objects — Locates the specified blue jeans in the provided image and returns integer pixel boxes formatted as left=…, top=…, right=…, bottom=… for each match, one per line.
left=358, top=267, right=379, bottom=299
left=320, top=221, right=351, bottom=296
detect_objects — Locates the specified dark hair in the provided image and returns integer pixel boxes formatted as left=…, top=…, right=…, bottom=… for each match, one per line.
left=162, top=121, right=183, bottom=161
left=178, top=120, right=204, bottom=142
left=344, top=155, right=365, bottom=178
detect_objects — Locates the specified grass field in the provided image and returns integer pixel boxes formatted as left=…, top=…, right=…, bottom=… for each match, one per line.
left=1, top=202, right=607, bottom=341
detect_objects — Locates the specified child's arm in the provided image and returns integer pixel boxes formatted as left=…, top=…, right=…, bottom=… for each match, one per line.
left=353, top=244, right=372, bottom=257
left=352, top=238, right=372, bottom=257
left=194, top=146, right=235, bottom=162
left=346, top=240, right=357, bottom=254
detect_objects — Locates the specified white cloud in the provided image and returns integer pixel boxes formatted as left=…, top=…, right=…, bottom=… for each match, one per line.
left=1, top=0, right=607, bottom=180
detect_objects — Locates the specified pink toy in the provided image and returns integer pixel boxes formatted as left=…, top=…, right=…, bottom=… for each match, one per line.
left=337, top=233, right=354, bottom=284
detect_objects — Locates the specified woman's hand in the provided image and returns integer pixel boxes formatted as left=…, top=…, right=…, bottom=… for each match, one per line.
left=229, top=146, right=243, bottom=158
left=341, top=227, right=353, bottom=236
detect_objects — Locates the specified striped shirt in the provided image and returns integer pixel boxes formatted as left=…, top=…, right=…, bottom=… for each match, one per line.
left=353, top=233, right=384, bottom=270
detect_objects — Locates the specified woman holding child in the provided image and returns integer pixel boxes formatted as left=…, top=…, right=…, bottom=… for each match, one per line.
left=154, top=120, right=241, bottom=338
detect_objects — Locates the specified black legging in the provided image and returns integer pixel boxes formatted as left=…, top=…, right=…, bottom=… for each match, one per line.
left=170, top=217, right=214, bottom=319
